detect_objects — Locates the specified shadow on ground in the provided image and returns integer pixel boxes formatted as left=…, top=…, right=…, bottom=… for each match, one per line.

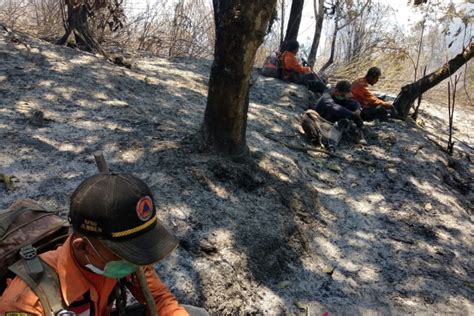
left=1, top=28, right=472, bottom=314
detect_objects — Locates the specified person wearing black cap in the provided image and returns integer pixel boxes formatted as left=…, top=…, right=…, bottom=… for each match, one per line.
left=280, top=40, right=327, bottom=94
left=0, top=173, right=206, bottom=315
left=307, top=80, right=366, bottom=144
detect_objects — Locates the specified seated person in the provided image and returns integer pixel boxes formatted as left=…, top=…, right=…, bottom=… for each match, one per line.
left=352, top=67, right=395, bottom=121
left=0, top=173, right=207, bottom=315
left=309, top=80, right=366, bottom=144
left=281, top=40, right=327, bottom=94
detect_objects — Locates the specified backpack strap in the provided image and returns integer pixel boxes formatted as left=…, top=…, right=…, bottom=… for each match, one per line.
left=9, top=253, right=66, bottom=316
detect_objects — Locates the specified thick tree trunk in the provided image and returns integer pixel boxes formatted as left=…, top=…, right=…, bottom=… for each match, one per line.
left=308, top=0, right=324, bottom=68
left=282, top=0, right=304, bottom=49
left=394, top=43, right=473, bottom=118
left=57, top=2, right=105, bottom=55
left=203, top=0, right=277, bottom=157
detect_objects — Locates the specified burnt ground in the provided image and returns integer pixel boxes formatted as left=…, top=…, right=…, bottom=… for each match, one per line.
left=1, top=25, right=473, bottom=315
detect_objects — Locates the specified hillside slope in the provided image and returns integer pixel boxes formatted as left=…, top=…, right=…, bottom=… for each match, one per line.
left=1, top=25, right=473, bottom=314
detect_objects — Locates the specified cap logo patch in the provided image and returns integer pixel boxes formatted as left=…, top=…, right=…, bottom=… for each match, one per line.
left=136, top=196, right=153, bottom=222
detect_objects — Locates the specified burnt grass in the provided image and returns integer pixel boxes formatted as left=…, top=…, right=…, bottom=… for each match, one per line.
left=1, top=25, right=473, bottom=314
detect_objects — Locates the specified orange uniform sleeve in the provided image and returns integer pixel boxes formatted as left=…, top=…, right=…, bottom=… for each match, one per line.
left=0, top=277, right=44, bottom=315
left=283, top=53, right=311, bottom=74
left=127, top=266, right=189, bottom=316
left=352, top=79, right=387, bottom=108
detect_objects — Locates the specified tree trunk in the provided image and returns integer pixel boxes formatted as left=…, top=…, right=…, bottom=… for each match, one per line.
left=319, top=19, right=339, bottom=73
left=280, top=0, right=285, bottom=48
left=57, top=2, right=105, bottom=55
left=307, top=0, right=324, bottom=68
left=282, top=0, right=304, bottom=49
left=202, top=0, right=277, bottom=157
left=394, top=43, right=473, bottom=118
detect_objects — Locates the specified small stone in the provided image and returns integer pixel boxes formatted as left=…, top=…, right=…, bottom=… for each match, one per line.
left=30, top=110, right=44, bottom=127
left=322, top=265, right=335, bottom=275
left=199, top=240, right=217, bottom=254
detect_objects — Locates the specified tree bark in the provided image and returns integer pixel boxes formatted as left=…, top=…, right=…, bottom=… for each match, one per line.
left=319, top=17, right=338, bottom=73
left=57, top=1, right=105, bottom=56
left=282, top=0, right=304, bottom=49
left=203, top=0, right=277, bottom=157
left=394, top=43, right=473, bottom=118
left=307, top=0, right=324, bottom=68
left=280, top=0, right=285, bottom=48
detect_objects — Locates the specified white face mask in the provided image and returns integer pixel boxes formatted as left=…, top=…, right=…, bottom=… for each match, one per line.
left=85, top=254, right=106, bottom=275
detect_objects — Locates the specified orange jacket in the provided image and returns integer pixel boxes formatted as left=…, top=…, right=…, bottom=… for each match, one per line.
left=281, top=51, right=312, bottom=80
left=0, top=236, right=188, bottom=316
left=351, top=77, right=388, bottom=108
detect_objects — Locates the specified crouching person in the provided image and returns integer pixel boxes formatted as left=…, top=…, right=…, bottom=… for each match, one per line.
left=351, top=67, right=396, bottom=121
left=309, top=80, right=366, bottom=145
left=0, top=173, right=208, bottom=316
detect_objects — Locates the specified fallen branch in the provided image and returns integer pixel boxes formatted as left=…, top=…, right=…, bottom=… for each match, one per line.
left=263, top=133, right=338, bottom=157
left=389, top=236, right=415, bottom=245
left=263, top=133, right=376, bottom=166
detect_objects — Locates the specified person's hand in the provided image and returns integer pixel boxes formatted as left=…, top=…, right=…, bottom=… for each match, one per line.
left=384, top=102, right=393, bottom=108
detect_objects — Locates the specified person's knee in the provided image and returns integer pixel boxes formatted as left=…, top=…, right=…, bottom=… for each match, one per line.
left=307, top=80, right=327, bottom=94
left=341, top=99, right=360, bottom=112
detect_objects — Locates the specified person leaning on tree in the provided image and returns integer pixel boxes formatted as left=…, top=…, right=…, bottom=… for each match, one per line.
left=280, top=40, right=327, bottom=94
left=0, top=173, right=208, bottom=316
left=351, top=67, right=396, bottom=121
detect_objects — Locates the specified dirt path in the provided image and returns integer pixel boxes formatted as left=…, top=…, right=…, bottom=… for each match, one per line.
left=1, top=26, right=473, bottom=314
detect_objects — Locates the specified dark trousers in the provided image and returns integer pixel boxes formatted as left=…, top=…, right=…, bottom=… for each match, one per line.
left=291, top=73, right=328, bottom=94
left=335, top=99, right=364, bottom=128
left=361, top=105, right=388, bottom=121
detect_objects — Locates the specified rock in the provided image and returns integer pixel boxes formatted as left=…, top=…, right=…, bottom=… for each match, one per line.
left=114, top=56, right=132, bottom=69
left=0, top=173, right=15, bottom=190
left=199, top=240, right=217, bottom=255
left=30, top=110, right=44, bottom=127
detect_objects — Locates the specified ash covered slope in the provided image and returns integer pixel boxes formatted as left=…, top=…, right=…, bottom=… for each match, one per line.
left=1, top=26, right=473, bottom=314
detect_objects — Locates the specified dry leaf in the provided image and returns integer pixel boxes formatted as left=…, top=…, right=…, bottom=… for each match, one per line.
left=277, top=281, right=290, bottom=289
left=328, top=163, right=341, bottom=173
left=294, top=301, right=306, bottom=310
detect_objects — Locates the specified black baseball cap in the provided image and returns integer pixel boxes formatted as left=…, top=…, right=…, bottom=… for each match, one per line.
left=69, top=173, right=178, bottom=265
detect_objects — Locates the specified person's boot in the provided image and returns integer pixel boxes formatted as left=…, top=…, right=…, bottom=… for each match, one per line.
left=354, top=128, right=367, bottom=145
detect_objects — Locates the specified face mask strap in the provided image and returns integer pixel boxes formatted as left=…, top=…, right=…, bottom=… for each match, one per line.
left=85, top=237, right=108, bottom=265
left=85, top=254, right=105, bottom=275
